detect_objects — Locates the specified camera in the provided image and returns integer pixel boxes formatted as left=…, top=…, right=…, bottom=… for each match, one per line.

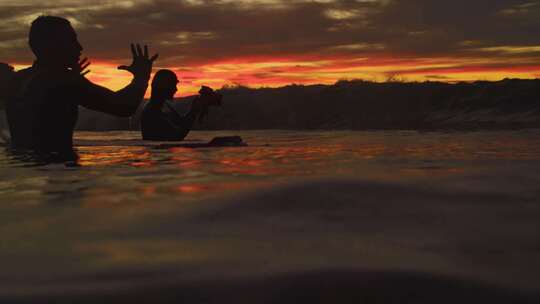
left=198, top=86, right=222, bottom=107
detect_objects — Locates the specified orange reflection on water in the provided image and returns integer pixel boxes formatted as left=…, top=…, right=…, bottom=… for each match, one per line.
left=176, top=182, right=259, bottom=195
left=267, top=146, right=343, bottom=161
left=177, top=159, right=203, bottom=168
left=349, top=140, right=540, bottom=161
left=219, top=159, right=267, bottom=167
left=215, top=158, right=280, bottom=175
left=170, top=156, right=202, bottom=169
left=177, top=184, right=207, bottom=193
left=78, top=146, right=153, bottom=167
left=211, top=146, right=345, bottom=175
left=142, top=186, right=157, bottom=196
left=169, top=147, right=204, bottom=169
left=129, top=160, right=156, bottom=168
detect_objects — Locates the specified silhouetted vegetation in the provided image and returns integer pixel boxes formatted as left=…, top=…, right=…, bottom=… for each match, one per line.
left=75, top=78, right=540, bottom=131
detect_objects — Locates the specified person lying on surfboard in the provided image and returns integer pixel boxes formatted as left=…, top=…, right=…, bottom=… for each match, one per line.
left=5, top=16, right=158, bottom=159
left=141, top=69, right=222, bottom=141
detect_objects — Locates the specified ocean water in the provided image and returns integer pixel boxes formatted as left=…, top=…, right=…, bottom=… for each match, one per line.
left=2, top=130, right=540, bottom=205
left=1, top=130, right=540, bottom=303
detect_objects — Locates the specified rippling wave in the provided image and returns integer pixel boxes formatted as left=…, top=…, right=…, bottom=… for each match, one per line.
left=1, top=130, right=539, bottom=303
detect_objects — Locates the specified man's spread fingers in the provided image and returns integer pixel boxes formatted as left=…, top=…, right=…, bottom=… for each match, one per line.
left=130, top=43, right=137, bottom=57
left=150, top=53, right=159, bottom=63
left=144, top=45, right=149, bottom=58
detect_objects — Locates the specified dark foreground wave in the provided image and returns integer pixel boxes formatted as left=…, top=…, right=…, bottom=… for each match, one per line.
left=4, top=270, right=538, bottom=304
left=1, top=177, right=539, bottom=303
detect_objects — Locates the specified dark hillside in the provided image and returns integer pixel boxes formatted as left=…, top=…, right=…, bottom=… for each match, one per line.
left=73, top=79, right=540, bottom=131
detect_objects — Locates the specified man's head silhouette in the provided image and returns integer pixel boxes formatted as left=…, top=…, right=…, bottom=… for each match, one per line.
left=29, top=16, right=82, bottom=68
left=151, top=69, right=178, bottom=100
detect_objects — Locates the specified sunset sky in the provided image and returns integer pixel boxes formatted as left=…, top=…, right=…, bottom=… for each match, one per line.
left=1, top=0, right=540, bottom=96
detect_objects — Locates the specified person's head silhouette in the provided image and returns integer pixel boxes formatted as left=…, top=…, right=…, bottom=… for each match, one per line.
left=29, top=16, right=82, bottom=68
left=151, top=69, right=178, bottom=101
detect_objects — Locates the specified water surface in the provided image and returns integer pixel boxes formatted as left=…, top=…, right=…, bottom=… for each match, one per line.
left=1, top=130, right=539, bottom=302
left=2, top=130, right=540, bottom=206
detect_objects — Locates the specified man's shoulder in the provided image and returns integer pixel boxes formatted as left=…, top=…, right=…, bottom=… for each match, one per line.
left=16, top=66, right=85, bottom=83
left=8, top=67, right=88, bottom=105
left=2, top=67, right=34, bottom=100
left=27, top=67, right=89, bottom=92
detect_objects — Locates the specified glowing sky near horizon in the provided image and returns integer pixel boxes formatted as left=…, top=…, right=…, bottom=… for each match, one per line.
left=2, top=0, right=540, bottom=96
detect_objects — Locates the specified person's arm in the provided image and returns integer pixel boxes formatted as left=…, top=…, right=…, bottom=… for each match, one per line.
left=77, top=76, right=149, bottom=117
left=161, top=113, right=190, bottom=140
left=158, top=88, right=218, bottom=140
left=166, top=99, right=202, bottom=130
left=159, top=100, right=203, bottom=140
left=76, top=44, right=158, bottom=117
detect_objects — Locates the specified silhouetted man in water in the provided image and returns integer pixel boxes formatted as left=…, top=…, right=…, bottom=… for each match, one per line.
left=5, top=16, right=157, bottom=159
left=141, top=69, right=221, bottom=141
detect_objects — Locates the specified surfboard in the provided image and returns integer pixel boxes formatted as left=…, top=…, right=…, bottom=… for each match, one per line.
left=74, top=136, right=248, bottom=149
left=154, top=136, right=247, bottom=149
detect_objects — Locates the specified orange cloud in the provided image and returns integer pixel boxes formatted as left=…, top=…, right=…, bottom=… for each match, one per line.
left=12, top=54, right=540, bottom=100
left=4, top=0, right=540, bottom=95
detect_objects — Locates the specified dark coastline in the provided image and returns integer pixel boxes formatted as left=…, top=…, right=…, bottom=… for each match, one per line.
left=74, top=78, right=540, bottom=131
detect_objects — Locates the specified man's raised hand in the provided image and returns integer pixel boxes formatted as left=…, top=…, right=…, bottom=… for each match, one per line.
left=68, top=57, right=90, bottom=77
left=118, top=43, right=158, bottom=82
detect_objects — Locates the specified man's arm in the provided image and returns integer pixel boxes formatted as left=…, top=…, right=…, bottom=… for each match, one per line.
left=77, top=77, right=149, bottom=117
left=162, top=111, right=191, bottom=140
left=165, top=97, right=206, bottom=132
left=76, top=44, right=158, bottom=117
